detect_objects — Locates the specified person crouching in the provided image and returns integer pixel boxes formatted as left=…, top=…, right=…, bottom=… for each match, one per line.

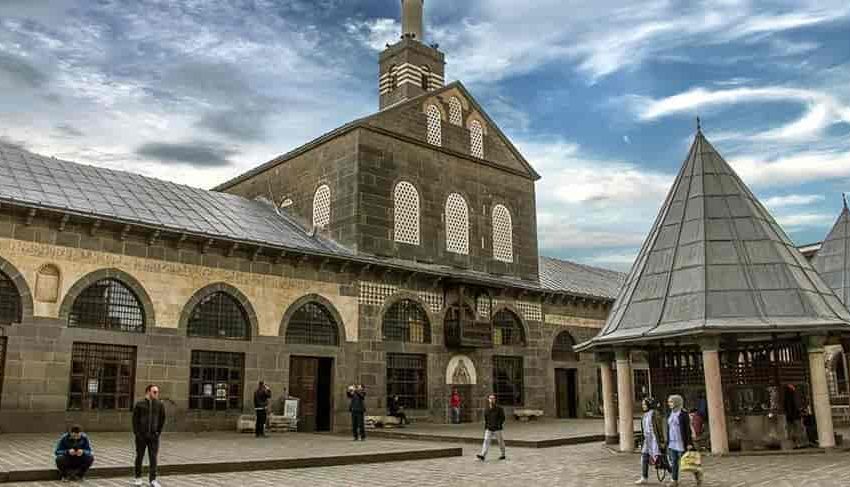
left=55, top=424, right=94, bottom=481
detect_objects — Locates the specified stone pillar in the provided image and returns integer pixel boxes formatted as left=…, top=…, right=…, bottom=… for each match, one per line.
left=700, top=338, right=729, bottom=455
left=615, top=349, right=634, bottom=452
left=596, top=352, right=618, bottom=444
left=808, top=336, right=836, bottom=448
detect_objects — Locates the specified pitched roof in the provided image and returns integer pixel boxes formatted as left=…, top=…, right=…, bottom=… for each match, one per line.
left=582, top=131, right=850, bottom=349
left=539, top=256, right=625, bottom=300
left=812, top=200, right=850, bottom=306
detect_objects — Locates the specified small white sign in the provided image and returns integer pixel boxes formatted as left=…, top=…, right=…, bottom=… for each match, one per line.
left=284, top=399, right=299, bottom=419
left=203, top=383, right=213, bottom=397
left=87, top=379, right=99, bottom=394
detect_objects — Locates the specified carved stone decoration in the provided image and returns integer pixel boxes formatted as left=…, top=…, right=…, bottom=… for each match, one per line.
left=445, top=354, right=477, bottom=385
left=35, top=264, right=61, bottom=303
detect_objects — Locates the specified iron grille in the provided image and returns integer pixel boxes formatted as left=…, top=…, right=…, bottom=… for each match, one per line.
left=386, top=353, right=428, bottom=410
left=189, top=350, right=245, bottom=411
left=552, top=331, right=579, bottom=361
left=648, top=347, right=705, bottom=411
left=720, top=340, right=810, bottom=416
left=187, top=292, right=250, bottom=340
left=0, top=270, right=22, bottom=325
left=383, top=299, right=431, bottom=344
left=286, top=302, right=339, bottom=346
left=67, top=342, right=136, bottom=411
left=493, top=309, right=525, bottom=346
left=493, top=355, right=524, bottom=406
left=68, top=279, right=145, bottom=333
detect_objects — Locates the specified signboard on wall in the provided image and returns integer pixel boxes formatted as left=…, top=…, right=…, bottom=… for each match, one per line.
left=284, top=399, right=299, bottom=419
left=203, top=384, right=213, bottom=397
left=216, top=383, right=227, bottom=401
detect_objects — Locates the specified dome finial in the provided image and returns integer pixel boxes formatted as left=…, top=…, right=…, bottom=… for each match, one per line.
left=843, top=192, right=848, bottom=210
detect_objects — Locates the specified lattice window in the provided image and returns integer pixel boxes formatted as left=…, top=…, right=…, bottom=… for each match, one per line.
left=0, top=270, right=21, bottom=325
left=394, top=181, right=420, bottom=245
left=470, top=120, right=484, bottom=159
left=552, top=331, right=579, bottom=361
left=189, top=350, right=244, bottom=411
left=387, top=353, right=428, bottom=409
left=359, top=282, right=398, bottom=307
left=445, top=193, right=469, bottom=255
left=286, top=302, right=339, bottom=346
left=187, top=292, right=250, bottom=340
left=648, top=347, right=705, bottom=412
left=516, top=301, right=542, bottom=322
left=312, top=184, right=331, bottom=229
left=383, top=299, right=431, bottom=343
left=448, top=97, right=463, bottom=126
left=416, top=290, right=444, bottom=313
left=67, top=342, right=136, bottom=411
left=476, top=293, right=492, bottom=319
left=493, top=309, right=525, bottom=346
left=426, top=105, right=442, bottom=147
left=492, top=204, right=514, bottom=263
left=68, top=279, right=145, bottom=333
left=493, top=356, right=524, bottom=406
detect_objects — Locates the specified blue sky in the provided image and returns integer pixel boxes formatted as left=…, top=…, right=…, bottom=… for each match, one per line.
left=1, top=0, right=849, bottom=271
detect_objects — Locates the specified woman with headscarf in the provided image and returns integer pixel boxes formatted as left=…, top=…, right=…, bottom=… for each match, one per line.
left=666, top=394, right=701, bottom=486
left=636, top=398, right=665, bottom=485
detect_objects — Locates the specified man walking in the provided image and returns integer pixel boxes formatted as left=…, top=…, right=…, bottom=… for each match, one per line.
left=347, top=384, right=367, bottom=441
left=254, top=381, right=272, bottom=438
left=132, top=384, right=166, bottom=487
left=54, top=424, right=94, bottom=481
left=476, top=393, right=506, bottom=461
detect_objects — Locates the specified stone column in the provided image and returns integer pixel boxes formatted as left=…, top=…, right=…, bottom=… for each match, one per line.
left=615, top=349, right=634, bottom=452
left=808, top=336, right=835, bottom=448
left=596, top=352, right=618, bottom=444
left=701, top=338, right=729, bottom=455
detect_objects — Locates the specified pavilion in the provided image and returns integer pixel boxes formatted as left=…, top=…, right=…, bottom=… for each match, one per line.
left=578, top=129, right=850, bottom=454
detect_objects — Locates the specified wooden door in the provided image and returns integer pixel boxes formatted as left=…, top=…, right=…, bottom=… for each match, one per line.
left=290, top=356, right=318, bottom=432
left=556, top=368, right=578, bottom=419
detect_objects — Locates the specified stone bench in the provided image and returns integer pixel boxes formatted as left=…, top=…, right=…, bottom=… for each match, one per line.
left=366, top=415, right=403, bottom=428
left=513, top=409, right=544, bottom=422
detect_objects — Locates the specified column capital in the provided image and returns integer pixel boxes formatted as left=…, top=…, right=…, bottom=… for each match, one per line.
left=614, top=348, right=631, bottom=361
left=807, top=335, right=828, bottom=352
left=699, top=336, right=721, bottom=352
left=594, top=351, right=615, bottom=364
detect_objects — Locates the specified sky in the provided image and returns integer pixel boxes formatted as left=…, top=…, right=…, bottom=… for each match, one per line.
left=1, top=0, right=849, bottom=272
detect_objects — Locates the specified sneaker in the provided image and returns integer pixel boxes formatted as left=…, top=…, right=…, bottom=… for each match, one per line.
left=498, top=455, right=506, bottom=460
left=132, top=479, right=144, bottom=487
left=150, top=480, right=162, bottom=487
left=635, top=479, right=648, bottom=485
left=476, top=454, right=485, bottom=461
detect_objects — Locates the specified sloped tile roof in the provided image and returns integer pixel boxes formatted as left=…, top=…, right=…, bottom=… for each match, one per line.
left=813, top=200, right=850, bottom=306
left=539, top=256, right=625, bottom=300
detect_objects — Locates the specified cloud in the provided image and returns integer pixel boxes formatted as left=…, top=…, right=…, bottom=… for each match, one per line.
left=196, top=108, right=270, bottom=141
left=774, top=212, right=834, bottom=228
left=0, top=51, right=48, bottom=88
left=135, top=142, right=237, bottom=167
left=762, top=194, right=824, bottom=208
left=730, top=150, right=850, bottom=187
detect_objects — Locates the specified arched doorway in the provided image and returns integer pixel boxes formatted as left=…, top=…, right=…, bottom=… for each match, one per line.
left=446, top=355, right=477, bottom=423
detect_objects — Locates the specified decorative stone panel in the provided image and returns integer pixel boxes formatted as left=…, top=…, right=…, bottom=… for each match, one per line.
left=445, top=193, right=469, bottom=255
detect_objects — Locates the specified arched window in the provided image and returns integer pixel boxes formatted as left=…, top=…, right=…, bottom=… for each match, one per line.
left=187, top=291, right=250, bottom=340
left=286, top=302, right=340, bottom=346
left=68, top=278, right=145, bottom=333
left=552, top=331, right=579, bottom=362
left=493, top=309, right=525, bottom=346
left=421, top=65, right=430, bottom=90
left=492, top=204, right=514, bottom=263
left=383, top=299, right=431, bottom=343
left=448, top=97, right=463, bottom=126
left=426, top=105, right=442, bottom=147
left=445, top=193, right=469, bottom=255
left=470, top=120, right=484, bottom=159
left=312, top=184, right=331, bottom=229
left=0, top=270, right=22, bottom=325
left=394, top=181, right=420, bottom=245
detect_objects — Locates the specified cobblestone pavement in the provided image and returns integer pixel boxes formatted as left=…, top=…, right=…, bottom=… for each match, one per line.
left=5, top=442, right=849, bottom=486
left=368, top=418, right=627, bottom=441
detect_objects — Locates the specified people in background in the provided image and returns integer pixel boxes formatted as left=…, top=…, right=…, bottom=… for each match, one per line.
left=254, top=381, right=272, bottom=438
left=132, top=384, right=166, bottom=487
left=636, top=398, right=665, bottom=485
left=476, top=393, right=506, bottom=462
left=55, top=424, right=94, bottom=481
left=450, top=388, right=462, bottom=424
left=388, top=394, right=409, bottom=426
left=347, top=384, right=367, bottom=441
left=784, top=383, right=803, bottom=448
left=667, top=394, right=701, bottom=487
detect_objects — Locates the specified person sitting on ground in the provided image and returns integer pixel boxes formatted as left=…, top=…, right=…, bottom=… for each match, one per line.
left=388, top=394, right=409, bottom=426
left=54, top=424, right=94, bottom=481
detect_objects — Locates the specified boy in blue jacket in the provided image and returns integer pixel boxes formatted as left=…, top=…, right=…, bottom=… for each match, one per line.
left=54, top=424, right=94, bottom=481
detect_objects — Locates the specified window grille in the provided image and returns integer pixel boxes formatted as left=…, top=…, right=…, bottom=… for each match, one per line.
left=476, top=293, right=492, bottom=319
left=648, top=347, right=705, bottom=411
left=67, top=342, right=136, bottom=411
left=189, top=350, right=244, bottom=411
left=552, top=331, right=579, bottom=361
left=187, top=292, right=250, bottom=340
left=448, top=97, right=463, bottom=126
left=312, top=184, right=331, bottom=228
left=420, top=66, right=430, bottom=90
left=492, top=205, right=514, bottom=263
left=470, top=120, right=484, bottom=159
left=387, top=353, right=428, bottom=409
left=394, top=181, right=420, bottom=245
left=286, top=302, right=339, bottom=346
left=383, top=299, right=431, bottom=343
left=445, top=193, right=469, bottom=255
left=493, top=356, right=523, bottom=406
left=493, top=309, right=525, bottom=346
left=426, top=105, right=442, bottom=147
left=68, top=279, right=145, bottom=333
left=0, top=270, right=21, bottom=325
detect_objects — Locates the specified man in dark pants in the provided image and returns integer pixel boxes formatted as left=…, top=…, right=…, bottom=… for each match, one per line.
left=54, top=424, right=94, bottom=481
left=347, top=384, right=367, bottom=441
left=132, top=384, right=166, bottom=487
left=254, top=381, right=272, bottom=437
left=476, top=393, right=506, bottom=461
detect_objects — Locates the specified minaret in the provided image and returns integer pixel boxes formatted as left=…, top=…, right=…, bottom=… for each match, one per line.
left=378, top=0, right=445, bottom=109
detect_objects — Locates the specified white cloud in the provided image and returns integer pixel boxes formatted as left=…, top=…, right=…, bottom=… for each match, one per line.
left=774, top=212, right=834, bottom=228
left=730, top=150, right=850, bottom=187
left=763, top=194, right=825, bottom=208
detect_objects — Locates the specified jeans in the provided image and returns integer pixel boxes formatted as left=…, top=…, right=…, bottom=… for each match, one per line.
left=351, top=412, right=366, bottom=439
left=134, top=435, right=160, bottom=481
left=255, top=408, right=268, bottom=437
left=479, top=430, right=505, bottom=458
left=669, top=449, right=683, bottom=481
left=56, top=454, right=94, bottom=478
left=640, top=453, right=651, bottom=479
left=451, top=407, right=460, bottom=424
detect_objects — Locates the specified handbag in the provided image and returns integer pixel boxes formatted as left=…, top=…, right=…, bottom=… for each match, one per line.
left=679, top=451, right=702, bottom=473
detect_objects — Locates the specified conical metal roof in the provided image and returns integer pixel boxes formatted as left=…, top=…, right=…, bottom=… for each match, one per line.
left=812, top=198, right=850, bottom=306
left=583, top=131, right=850, bottom=348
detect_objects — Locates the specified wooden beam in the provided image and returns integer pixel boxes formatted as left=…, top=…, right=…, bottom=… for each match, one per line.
left=339, top=261, right=351, bottom=274
left=119, top=224, right=132, bottom=241
left=404, top=271, right=419, bottom=288
left=58, top=214, right=70, bottom=232
left=201, top=238, right=214, bottom=254
left=319, top=258, right=332, bottom=272
left=147, top=230, right=160, bottom=246
left=25, top=208, right=36, bottom=226
left=358, top=264, right=373, bottom=277
left=251, top=247, right=262, bottom=262
left=274, top=250, right=288, bottom=265
left=226, top=242, right=240, bottom=257
left=89, top=219, right=101, bottom=236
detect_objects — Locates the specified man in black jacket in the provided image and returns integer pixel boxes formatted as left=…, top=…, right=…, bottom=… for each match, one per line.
left=132, top=384, right=166, bottom=487
left=254, top=381, right=272, bottom=437
left=347, top=384, right=367, bottom=441
left=476, top=393, right=506, bottom=461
